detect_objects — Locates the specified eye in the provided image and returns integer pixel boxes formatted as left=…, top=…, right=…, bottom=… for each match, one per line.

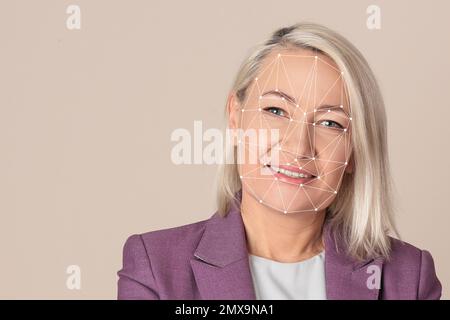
left=263, top=106, right=288, bottom=118
left=318, top=120, right=344, bottom=129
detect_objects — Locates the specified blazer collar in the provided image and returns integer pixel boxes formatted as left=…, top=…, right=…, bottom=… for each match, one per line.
left=190, top=192, right=384, bottom=300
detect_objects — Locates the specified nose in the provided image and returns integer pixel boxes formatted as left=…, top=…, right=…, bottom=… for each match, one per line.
left=281, top=116, right=315, bottom=161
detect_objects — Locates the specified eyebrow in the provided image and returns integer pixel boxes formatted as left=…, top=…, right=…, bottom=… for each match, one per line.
left=315, top=104, right=350, bottom=118
left=261, top=90, right=297, bottom=105
left=261, top=90, right=350, bottom=117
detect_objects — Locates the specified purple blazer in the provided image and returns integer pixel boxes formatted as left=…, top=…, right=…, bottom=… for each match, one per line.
left=117, top=204, right=442, bottom=300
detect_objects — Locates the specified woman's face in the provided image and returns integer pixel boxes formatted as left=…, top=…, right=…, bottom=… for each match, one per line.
left=229, top=48, right=353, bottom=214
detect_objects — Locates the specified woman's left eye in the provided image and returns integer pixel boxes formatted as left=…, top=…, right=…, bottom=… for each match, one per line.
left=318, top=120, right=344, bottom=129
left=263, top=107, right=288, bottom=118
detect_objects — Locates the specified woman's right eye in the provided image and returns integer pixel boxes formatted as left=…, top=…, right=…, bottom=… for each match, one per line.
left=263, top=106, right=288, bottom=118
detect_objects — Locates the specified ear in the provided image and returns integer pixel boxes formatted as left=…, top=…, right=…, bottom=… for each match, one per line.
left=345, top=153, right=354, bottom=174
left=227, top=91, right=241, bottom=130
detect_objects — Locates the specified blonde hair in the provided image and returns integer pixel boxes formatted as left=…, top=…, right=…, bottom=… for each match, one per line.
left=216, top=22, right=399, bottom=261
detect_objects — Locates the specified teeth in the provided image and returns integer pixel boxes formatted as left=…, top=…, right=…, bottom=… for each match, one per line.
left=270, top=165, right=313, bottom=179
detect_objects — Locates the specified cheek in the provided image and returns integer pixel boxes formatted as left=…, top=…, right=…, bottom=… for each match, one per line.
left=316, top=134, right=352, bottom=181
left=238, top=116, right=280, bottom=159
left=315, top=126, right=351, bottom=155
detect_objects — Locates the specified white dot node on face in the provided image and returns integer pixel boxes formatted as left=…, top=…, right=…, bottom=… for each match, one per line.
left=275, top=177, right=278, bottom=180
left=259, top=199, right=263, bottom=203
left=340, top=105, right=343, bottom=108
left=314, top=56, right=318, bottom=59
left=345, top=162, right=348, bottom=165
left=334, top=191, right=337, bottom=194
left=284, top=210, right=287, bottom=214
left=300, top=184, right=303, bottom=187
left=314, top=208, right=318, bottom=211
left=344, top=128, right=347, bottom=132
left=241, top=109, right=244, bottom=112
left=314, top=109, right=317, bottom=112
left=349, top=117, right=352, bottom=120
left=328, top=109, right=331, bottom=112
left=258, top=108, right=262, bottom=111
left=238, top=140, right=241, bottom=144
left=313, top=123, right=316, bottom=126
left=318, top=176, right=321, bottom=179
left=290, top=118, right=293, bottom=122
left=312, top=157, right=315, bottom=160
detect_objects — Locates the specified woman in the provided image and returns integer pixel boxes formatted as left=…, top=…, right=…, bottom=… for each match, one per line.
left=117, top=22, right=442, bottom=299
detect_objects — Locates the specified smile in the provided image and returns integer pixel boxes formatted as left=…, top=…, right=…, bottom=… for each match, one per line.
left=267, top=164, right=317, bottom=184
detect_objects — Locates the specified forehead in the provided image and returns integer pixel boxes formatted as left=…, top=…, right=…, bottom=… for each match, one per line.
left=253, top=48, right=349, bottom=111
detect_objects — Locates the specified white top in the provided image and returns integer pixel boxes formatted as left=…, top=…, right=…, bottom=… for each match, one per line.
left=248, top=251, right=327, bottom=300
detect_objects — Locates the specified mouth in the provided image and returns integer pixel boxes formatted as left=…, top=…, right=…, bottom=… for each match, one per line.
left=265, top=164, right=317, bottom=185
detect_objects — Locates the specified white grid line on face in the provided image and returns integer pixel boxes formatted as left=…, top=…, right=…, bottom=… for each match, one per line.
left=237, top=52, right=352, bottom=214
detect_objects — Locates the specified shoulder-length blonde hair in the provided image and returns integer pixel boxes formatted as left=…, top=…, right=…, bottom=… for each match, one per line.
left=216, top=22, right=399, bottom=261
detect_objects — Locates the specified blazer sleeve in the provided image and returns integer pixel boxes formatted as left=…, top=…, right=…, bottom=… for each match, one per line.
left=117, top=234, right=160, bottom=300
left=418, top=250, right=442, bottom=300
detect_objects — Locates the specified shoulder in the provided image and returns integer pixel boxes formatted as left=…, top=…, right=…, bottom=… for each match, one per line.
left=139, top=217, right=209, bottom=254
left=117, top=216, right=212, bottom=299
left=382, top=237, right=442, bottom=299
left=121, top=216, right=211, bottom=266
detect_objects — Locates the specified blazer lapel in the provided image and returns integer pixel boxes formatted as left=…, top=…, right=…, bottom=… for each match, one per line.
left=323, top=222, right=384, bottom=300
left=190, top=203, right=256, bottom=299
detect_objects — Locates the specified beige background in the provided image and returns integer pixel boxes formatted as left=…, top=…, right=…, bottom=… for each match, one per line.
left=0, top=0, right=449, bottom=299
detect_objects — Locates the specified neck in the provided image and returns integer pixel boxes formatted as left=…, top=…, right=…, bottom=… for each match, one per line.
left=240, top=189, right=326, bottom=263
